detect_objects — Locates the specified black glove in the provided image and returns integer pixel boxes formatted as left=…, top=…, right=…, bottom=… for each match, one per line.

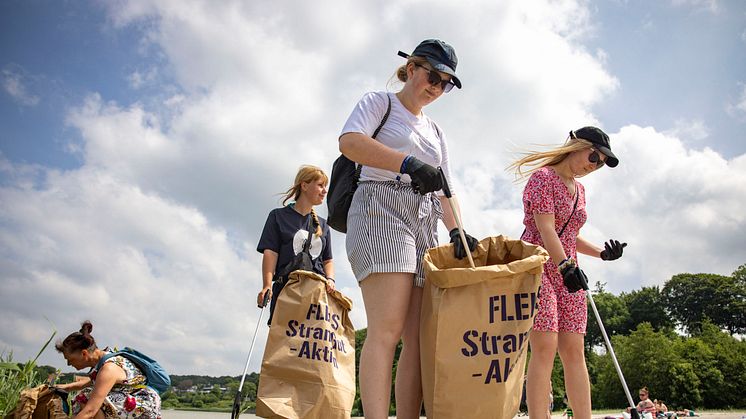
left=600, top=239, right=627, bottom=261
left=403, top=156, right=442, bottom=195
left=560, top=263, right=589, bottom=293
left=449, top=228, right=478, bottom=260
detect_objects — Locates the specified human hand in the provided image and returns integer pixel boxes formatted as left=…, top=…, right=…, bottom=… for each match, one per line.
left=325, top=278, right=336, bottom=293
left=449, top=228, right=478, bottom=259
left=600, top=239, right=627, bottom=261
left=402, top=156, right=442, bottom=194
left=257, top=287, right=271, bottom=308
left=560, top=262, right=589, bottom=293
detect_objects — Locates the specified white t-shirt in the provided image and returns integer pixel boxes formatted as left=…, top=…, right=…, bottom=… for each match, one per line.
left=340, top=91, right=455, bottom=195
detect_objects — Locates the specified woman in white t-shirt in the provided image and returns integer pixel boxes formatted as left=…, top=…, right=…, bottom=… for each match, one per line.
left=339, top=39, right=477, bottom=418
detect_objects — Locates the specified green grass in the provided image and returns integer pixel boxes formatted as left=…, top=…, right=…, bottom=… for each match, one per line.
left=0, top=331, right=57, bottom=417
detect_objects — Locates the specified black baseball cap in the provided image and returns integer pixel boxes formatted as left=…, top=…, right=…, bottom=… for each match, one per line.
left=571, top=126, right=619, bottom=167
left=397, top=39, right=461, bottom=89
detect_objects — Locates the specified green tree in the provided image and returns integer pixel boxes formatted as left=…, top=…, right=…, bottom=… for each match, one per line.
left=593, top=323, right=687, bottom=409
left=692, top=322, right=746, bottom=408
left=620, top=286, right=674, bottom=334
left=662, top=271, right=746, bottom=335
left=672, top=331, right=722, bottom=408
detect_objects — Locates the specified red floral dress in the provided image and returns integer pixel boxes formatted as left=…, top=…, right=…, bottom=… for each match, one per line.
left=521, top=167, right=588, bottom=333
left=72, top=350, right=161, bottom=419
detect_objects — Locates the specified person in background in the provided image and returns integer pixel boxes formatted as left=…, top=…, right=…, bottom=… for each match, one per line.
left=339, top=39, right=477, bottom=418
left=54, top=321, right=161, bottom=419
left=256, top=165, right=335, bottom=324
left=563, top=394, right=573, bottom=418
left=624, top=387, right=656, bottom=419
left=508, top=127, right=626, bottom=419
left=654, top=399, right=668, bottom=417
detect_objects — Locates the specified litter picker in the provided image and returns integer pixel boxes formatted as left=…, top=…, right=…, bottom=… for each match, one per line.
left=438, top=167, right=475, bottom=269
left=231, top=291, right=271, bottom=419
left=587, top=290, right=640, bottom=419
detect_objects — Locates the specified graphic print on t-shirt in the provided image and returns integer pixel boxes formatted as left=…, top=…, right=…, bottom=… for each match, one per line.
left=292, top=229, right=323, bottom=259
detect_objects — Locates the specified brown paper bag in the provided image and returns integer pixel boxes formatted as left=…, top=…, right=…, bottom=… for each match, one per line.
left=421, top=235, right=549, bottom=419
left=6, top=385, right=68, bottom=419
left=256, top=270, right=356, bottom=419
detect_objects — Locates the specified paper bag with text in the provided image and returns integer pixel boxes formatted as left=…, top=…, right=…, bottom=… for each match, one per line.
left=421, top=235, right=549, bottom=419
left=256, top=270, right=355, bottom=419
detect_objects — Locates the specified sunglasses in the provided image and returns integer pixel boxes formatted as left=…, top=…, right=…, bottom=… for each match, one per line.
left=589, top=149, right=606, bottom=168
left=413, top=63, right=455, bottom=93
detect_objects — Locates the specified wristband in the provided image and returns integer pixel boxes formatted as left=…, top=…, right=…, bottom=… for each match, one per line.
left=558, top=258, right=575, bottom=270
left=400, top=155, right=414, bottom=173
left=327, top=277, right=335, bottom=282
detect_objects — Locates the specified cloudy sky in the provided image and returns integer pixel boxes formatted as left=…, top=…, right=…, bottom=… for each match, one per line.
left=1, top=0, right=745, bottom=377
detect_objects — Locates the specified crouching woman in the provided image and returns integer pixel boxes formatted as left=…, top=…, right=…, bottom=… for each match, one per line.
left=54, top=321, right=161, bottom=419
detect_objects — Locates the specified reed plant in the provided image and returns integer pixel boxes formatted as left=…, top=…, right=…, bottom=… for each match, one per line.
left=0, top=331, right=56, bottom=417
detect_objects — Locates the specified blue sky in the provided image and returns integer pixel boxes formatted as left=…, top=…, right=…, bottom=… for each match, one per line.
left=589, top=1, right=746, bottom=158
left=1, top=0, right=745, bottom=376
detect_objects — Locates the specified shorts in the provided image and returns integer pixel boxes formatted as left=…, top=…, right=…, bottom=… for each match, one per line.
left=532, top=262, right=587, bottom=333
left=346, top=181, right=442, bottom=287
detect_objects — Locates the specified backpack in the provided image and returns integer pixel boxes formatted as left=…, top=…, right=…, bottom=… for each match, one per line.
left=327, top=95, right=391, bottom=233
left=95, top=347, right=171, bottom=395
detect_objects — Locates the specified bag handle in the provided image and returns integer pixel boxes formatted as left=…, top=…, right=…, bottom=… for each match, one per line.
left=354, top=94, right=393, bottom=179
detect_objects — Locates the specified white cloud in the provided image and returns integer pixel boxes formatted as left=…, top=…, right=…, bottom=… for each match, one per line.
left=665, top=118, right=709, bottom=142
left=1, top=66, right=40, bottom=107
left=0, top=159, right=264, bottom=374
left=1, top=0, right=744, bottom=377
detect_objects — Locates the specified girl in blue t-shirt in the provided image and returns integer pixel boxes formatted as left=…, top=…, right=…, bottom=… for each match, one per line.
left=256, top=165, right=335, bottom=324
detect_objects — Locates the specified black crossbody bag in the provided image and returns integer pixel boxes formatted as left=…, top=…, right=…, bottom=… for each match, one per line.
left=327, top=95, right=392, bottom=233
left=273, top=215, right=314, bottom=285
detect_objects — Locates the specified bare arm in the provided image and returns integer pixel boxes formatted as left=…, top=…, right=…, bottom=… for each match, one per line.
left=73, top=363, right=126, bottom=419
left=322, top=259, right=335, bottom=292
left=576, top=235, right=602, bottom=258
left=323, top=259, right=334, bottom=280
left=534, top=213, right=567, bottom=265
left=438, top=195, right=458, bottom=232
left=257, top=250, right=278, bottom=306
left=339, top=133, right=406, bottom=172
left=56, top=377, right=91, bottom=392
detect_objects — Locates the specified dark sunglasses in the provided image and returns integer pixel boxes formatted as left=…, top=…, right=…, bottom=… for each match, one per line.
left=589, top=149, right=606, bottom=168
left=413, top=63, right=455, bottom=93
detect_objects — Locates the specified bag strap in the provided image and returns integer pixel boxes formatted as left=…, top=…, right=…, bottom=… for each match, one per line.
left=302, top=214, right=313, bottom=253
left=354, top=94, right=393, bottom=179
left=557, top=190, right=579, bottom=238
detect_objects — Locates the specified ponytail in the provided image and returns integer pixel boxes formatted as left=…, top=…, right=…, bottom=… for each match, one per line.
left=55, top=320, right=97, bottom=353
left=310, top=208, right=322, bottom=237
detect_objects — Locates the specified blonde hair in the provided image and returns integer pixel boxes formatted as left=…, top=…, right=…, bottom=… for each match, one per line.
left=506, top=137, right=594, bottom=181
left=281, top=165, right=328, bottom=237
left=387, top=56, right=430, bottom=89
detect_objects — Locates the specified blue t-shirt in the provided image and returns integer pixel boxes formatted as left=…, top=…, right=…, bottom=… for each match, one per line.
left=256, top=205, right=333, bottom=277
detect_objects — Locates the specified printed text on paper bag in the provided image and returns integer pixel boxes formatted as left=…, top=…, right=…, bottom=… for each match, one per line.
left=286, top=303, right=348, bottom=368
left=460, top=292, right=538, bottom=384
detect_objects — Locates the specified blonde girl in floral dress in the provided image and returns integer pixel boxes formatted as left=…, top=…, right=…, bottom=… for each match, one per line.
left=509, top=127, right=627, bottom=419
left=54, top=321, right=161, bottom=419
